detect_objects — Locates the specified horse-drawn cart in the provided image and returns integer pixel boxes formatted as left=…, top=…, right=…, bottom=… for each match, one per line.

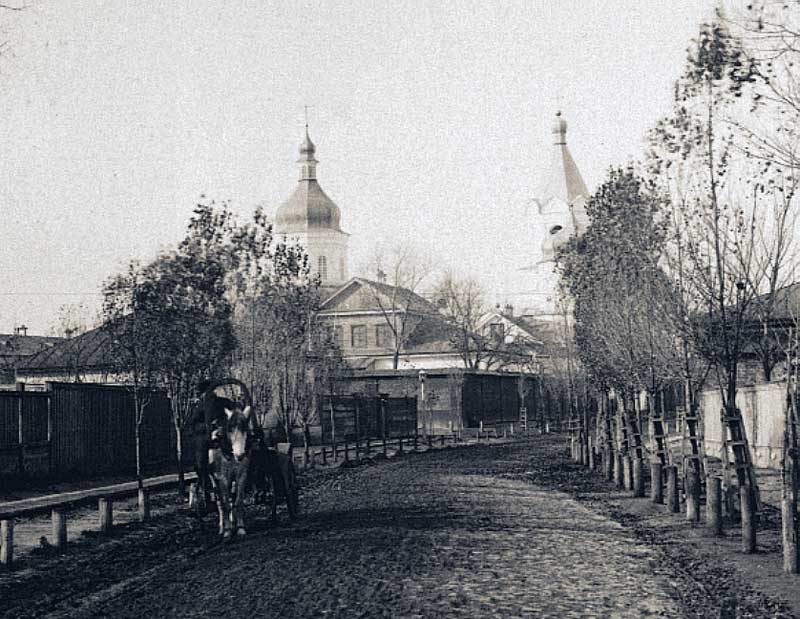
left=190, top=379, right=300, bottom=535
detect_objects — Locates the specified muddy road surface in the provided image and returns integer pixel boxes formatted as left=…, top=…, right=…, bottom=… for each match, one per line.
left=1, top=439, right=707, bottom=618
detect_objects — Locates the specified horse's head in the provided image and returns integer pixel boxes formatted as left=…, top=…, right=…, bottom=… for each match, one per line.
left=224, top=405, right=252, bottom=462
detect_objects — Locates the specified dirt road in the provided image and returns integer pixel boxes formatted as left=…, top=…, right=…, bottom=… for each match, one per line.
left=0, top=438, right=781, bottom=618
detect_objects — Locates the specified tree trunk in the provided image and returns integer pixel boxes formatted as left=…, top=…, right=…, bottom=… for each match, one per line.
left=783, top=389, right=799, bottom=573
left=175, top=426, right=185, bottom=496
left=303, top=422, right=311, bottom=467
left=135, top=418, right=143, bottom=491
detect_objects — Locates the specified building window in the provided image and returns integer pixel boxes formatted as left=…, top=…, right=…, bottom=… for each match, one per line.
left=376, top=323, right=391, bottom=347
left=351, top=324, right=367, bottom=348
left=489, top=323, right=505, bottom=341
left=318, top=255, right=328, bottom=281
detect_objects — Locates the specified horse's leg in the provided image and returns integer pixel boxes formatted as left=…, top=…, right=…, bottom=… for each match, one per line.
left=234, top=463, right=249, bottom=537
left=216, top=473, right=233, bottom=540
left=211, top=477, right=225, bottom=537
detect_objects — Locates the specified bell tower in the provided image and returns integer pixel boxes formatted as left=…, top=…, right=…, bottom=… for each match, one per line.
left=274, top=125, right=350, bottom=286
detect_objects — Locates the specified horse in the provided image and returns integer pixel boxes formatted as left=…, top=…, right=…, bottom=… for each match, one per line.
left=208, top=402, right=254, bottom=540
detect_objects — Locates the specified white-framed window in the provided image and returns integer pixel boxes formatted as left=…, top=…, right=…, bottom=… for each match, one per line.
left=376, top=323, right=391, bottom=347
left=351, top=324, right=367, bottom=348
left=489, top=323, right=505, bottom=341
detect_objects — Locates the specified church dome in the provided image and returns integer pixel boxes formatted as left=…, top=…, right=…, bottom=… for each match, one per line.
left=299, top=131, right=315, bottom=156
left=275, top=182, right=342, bottom=233
left=274, top=128, right=344, bottom=234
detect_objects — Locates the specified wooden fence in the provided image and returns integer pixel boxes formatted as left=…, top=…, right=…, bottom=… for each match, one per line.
left=319, top=395, right=417, bottom=444
left=0, top=382, right=175, bottom=481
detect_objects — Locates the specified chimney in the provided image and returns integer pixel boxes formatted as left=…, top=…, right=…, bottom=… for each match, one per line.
left=13, top=325, right=28, bottom=337
left=376, top=268, right=387, bottom=283
left=504, top=304, right=514, bottom=317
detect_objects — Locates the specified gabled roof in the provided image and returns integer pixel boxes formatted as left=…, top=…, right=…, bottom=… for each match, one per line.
left=319, top=277, right=436, bottom=314
left=18, top=326, right=112, bottom=372
left=477, top=311, right=543, bottom=344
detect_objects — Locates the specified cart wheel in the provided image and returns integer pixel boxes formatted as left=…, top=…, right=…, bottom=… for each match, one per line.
left=286, top=463, right=300, bottom=520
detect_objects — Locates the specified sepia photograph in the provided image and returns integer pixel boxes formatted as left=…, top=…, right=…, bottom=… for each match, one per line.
left=1, top=1, right=799, bottom=617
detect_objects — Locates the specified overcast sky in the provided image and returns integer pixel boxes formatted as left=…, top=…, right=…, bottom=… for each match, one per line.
left=0, top=1, right=720, bottom=335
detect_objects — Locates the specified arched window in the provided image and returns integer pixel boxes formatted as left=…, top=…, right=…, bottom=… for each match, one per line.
left=318, top=255, right=328, bottom=281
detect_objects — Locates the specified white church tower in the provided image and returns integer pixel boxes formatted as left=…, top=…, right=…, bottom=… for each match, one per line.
left=522, top=111, right=590, bottom=319
left=275, top=126, right=350, bottom=287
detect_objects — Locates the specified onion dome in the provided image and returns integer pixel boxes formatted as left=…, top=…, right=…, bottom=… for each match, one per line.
left=274, top=128, right=343, bottom=234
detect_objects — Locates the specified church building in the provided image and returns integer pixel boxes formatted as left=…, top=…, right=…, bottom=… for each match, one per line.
left=519, top=111, right=590, bottom=319
left=274, top=126, right=350, bottom=289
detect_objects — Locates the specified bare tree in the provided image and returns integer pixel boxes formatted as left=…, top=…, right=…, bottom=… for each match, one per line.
left=433, top=272, right=487, bottom=369
left=361, top=244, right=432, bottom=369
left=51, top=302, right=98, bottom=382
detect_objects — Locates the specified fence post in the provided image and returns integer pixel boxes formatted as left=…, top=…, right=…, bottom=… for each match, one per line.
left=741, top=482, right=756, bottom=553
left=51, top=509, right=67, bottom=548
left=0, top=519, right=12, bottom=567
left=686, top=468, right=700, bottom=523
left=614, top=453, right=624, bottom=488
left=344, top=441, right=350, bottom=463
left=650, top=462, right=663, bottom=504
left=707, top=475, right=723, bottom=536
left=666, top=466, right=680, bottom=513
left=138, top=488, right=150, bottom=522
left=99, top=498, right=113, bottom=533
left=321, top=446, right=328, bottom=466
left=398, top=437, right=404, bottom=454
left=622, top=456, right=632, bottom=489
left=632, top=458, right=644, bottom=497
